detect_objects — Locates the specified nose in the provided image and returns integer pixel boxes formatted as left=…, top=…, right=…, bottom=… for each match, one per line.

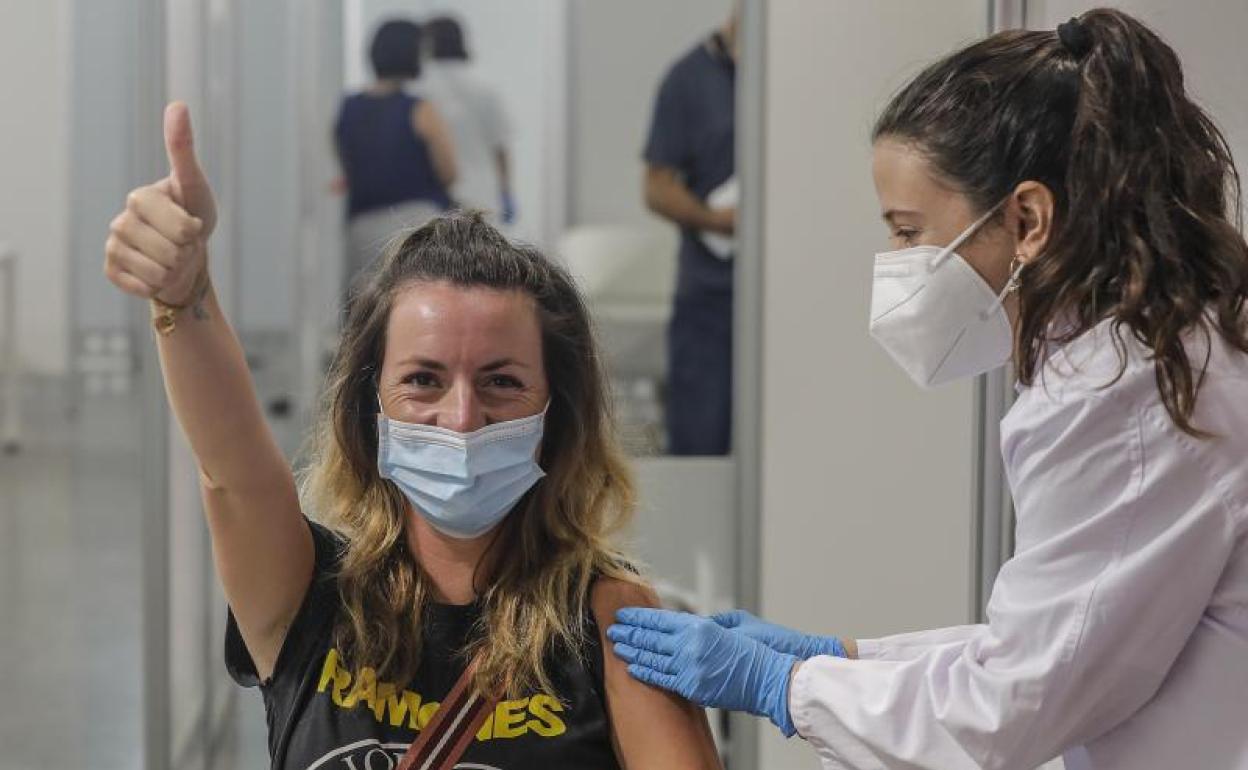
left=437, top=380, right=486, bottom=433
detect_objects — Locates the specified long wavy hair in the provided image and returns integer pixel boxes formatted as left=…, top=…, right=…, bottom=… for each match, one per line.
left=302, top=211, right=642, bottom=697
left=873, top=8, right=1248, bottom=435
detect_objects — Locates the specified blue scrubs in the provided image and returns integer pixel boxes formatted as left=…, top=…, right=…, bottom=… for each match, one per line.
left=643, top=34, right=736, bottom=455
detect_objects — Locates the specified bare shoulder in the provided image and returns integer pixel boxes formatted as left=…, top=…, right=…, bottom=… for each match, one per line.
left=591, top=575, right=659, bottom=625
left=590, top=575, right=723, bottom=769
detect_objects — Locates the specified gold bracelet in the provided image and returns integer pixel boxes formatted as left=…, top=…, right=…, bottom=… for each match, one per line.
left=151, top=270, right=211, bottom=337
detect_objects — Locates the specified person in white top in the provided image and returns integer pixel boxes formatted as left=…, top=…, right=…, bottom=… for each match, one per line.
left=417, top=16, right=514, bottom=225
left=608, top=9, right=1248, bottom=769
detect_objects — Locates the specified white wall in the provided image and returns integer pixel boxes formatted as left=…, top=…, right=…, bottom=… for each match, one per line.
left=755, top=2, right=987, bottom=767
left=0, top=0, right=71, bottom=375
left=569, top=0, right=731, bottom=227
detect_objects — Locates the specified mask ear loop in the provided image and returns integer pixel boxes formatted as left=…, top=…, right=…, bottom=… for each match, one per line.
left=979, top=255, right=1026, bottom=321
left=929, top=200, right=1007, bottom=271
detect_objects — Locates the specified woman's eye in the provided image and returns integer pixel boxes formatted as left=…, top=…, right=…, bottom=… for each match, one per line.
left=485, top=374, right=523, bottom=389
left=894, top=228, right=919, bottom=246
left=404, top=371, right=441, bottom=388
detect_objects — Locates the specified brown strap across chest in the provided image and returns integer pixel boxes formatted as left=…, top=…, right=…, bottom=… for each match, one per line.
left=395, top=658, right=499, bottom=770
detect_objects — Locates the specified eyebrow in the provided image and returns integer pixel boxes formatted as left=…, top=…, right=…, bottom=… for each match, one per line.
left=882, top=209, right=922, bottom=224
left=480, top=358, right=529, bottom=372
left=394, top=357, right=531, bottom=372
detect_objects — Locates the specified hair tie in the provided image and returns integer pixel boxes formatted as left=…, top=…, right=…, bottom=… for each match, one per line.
left=1057, top=17, right=1093, bottom=59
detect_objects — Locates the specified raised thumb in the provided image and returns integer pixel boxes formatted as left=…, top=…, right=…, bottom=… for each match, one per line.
left=163, top=101, right=206, bottom=199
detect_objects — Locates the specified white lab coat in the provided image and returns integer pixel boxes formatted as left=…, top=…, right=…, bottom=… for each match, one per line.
left=790, top=318, right=1248, bottom=769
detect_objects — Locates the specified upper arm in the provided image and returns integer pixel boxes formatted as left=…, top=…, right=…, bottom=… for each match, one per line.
left=592, top=578, right=723, bottom=770
left=992, top=389, right=1234, bottom=750
left=412, top=100, right=457, bottom=184
left=643, top=70, right=690, bottom=170
left=202, top=474, right=314, bottom=682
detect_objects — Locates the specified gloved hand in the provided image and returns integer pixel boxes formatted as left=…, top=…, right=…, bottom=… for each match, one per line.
left=713, top=609, right=847, bottom=660
left=609, top=608, right=801, bottom=737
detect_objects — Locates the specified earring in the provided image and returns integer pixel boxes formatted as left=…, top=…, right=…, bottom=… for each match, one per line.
left=1004, top=254, right=1025, bottom=294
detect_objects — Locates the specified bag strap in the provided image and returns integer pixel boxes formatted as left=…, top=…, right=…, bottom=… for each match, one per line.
left=396, top=657, right=499, bottom=770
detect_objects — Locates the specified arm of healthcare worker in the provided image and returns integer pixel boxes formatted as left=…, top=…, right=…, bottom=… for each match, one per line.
left=853, top=624, right=981, bottom=661
left=644, top=165, right=735, bottom=236
left=613, top=380, right=1238, bottom=768
left=103, top=102, right=313, bottom=682
left=593, top=580, right=724, bottom=770
left=412, top=99, right=457, bottom=189
left=641, top=65, right=733, bottom=237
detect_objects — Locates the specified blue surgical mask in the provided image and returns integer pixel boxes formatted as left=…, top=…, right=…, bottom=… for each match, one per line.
left=377, top=405, right=547, bottom=539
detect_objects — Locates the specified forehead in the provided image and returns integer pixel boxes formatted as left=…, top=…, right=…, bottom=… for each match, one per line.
left=871, top=137, right=966, bottom=215
left=383, top=281, right=542, bottom=361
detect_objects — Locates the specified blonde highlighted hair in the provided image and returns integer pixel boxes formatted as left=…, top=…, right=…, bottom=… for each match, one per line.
left=301, top=212, right=643, bottom=697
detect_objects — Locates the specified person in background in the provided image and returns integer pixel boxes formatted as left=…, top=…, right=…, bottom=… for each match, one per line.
left=642, top=10, right=737, bottom=456
left=335, top=18, right=457, bottom=305
left=417, top=16, right=515, bottom=226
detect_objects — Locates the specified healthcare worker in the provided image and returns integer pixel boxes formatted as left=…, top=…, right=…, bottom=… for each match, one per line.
left=642, top=9, right=738, bottom=456
left=609, top=9, right=1248, bottom=769
left=417, top=16, right=516, bottom=225
left=335, top=19, right=456, bottom=303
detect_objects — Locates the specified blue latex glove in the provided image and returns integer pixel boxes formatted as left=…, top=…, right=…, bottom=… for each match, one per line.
left=713, top=609, right=847, bottom=660
left=500, top=192, right=516, bottom=225
left=609, top=607, right=801, bottom=737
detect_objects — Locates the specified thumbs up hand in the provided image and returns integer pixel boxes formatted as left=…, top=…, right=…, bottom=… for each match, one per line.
left=163, top=101, right=217, bottom=236
left=104, top=102, right=217, bottom=306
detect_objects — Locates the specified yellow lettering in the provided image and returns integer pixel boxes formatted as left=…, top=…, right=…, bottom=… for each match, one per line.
left=316, top=649, right=341, bottom=693
left=372, top=682, right=394, bottom=722
left=341, top=667, right=377, bottom=711
left=316, top=658, right=571, bottom=745
left=378, top=685, right=424, bottom=729
left=328, top=655, right=354, bottom=707
left=526, top=694, right=567, bottom=738
left=418, top=701, right=441, bottom=730
left=475, top=712, right=494, bottom=741
left=492, top=698, right=530, bottom=739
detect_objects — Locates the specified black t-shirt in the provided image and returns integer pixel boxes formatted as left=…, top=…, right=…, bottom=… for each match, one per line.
left=225, top=521, right=622, bottom=770
left=643, top=33, right=736, bottom=299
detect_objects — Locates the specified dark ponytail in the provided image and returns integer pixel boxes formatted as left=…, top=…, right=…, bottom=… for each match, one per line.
left=874, top=8, right=1248, bottom=436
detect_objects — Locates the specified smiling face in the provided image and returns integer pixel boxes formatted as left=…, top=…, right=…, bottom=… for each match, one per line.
left=377, top=281, right=550, bottom=432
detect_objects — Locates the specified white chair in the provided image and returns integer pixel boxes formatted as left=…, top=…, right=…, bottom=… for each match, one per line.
left=555, top=224, right=678, bottom=379
left=0, top=244, right=20, bottom=453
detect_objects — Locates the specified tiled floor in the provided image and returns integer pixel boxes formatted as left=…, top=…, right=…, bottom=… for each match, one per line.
left=0, top=380, right=144, bottom=769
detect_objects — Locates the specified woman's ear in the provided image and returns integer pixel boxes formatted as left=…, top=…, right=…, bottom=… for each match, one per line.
left=1010, top=181, right=1056, bottom=264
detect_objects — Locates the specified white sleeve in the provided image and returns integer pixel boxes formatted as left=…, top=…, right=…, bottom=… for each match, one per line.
left=856, top=625, right=981, bottom=662
left=789, top=382, right=1236, bottom=770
